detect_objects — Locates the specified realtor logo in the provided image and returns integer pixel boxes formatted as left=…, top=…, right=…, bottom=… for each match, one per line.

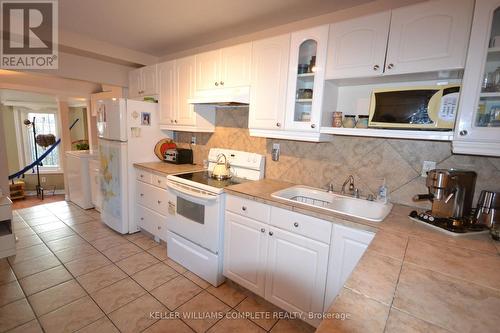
left=1, top=0, right=58, bottom=69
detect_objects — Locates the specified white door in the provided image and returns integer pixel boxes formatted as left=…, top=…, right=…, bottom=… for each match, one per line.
left=326, top=11, right=390, bottom=79
left=96, top=99, right=127, bottom=142
left=158, top=60, right=176, bottom=125
left=99, top=139, right=128, bottom=234
left=265, top=227, right=329, bottom=326
left=220, top=43, right=252, bottom=88
left=223, top=212, right=268, bottom=297
left=324, top=224, right=374, bottom=310
left=142, top=65, right=158, bottom=96
left=249, top=34, right=290, bottom=130
left=285, top=25, right=329, bottom=132
left=195, top=50, right=221, bottom=91
left=385, top=0, right=474, bottom=75
left=128, top=68, right=142, bottom=98
left=453, top=0, right=500, bottom=156
left=176, top=56, right=197, bottom=126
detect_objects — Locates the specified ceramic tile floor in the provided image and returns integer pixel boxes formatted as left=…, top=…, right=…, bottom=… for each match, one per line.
left=0, top=201, right=316, bottom=333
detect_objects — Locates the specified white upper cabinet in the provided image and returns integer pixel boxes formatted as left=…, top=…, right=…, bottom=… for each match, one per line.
left=385, top=0, right=474, bottom=75
left=326, top=11, right=390, bottom=79
left=158, top=60, right=176, bottom=125
left=220, top=43, right=252, bottom=88
left=128, top=65, right=158, bottom=98
left=453, top=0, right=500, bottom=156
left=285, top=25, right=329, bottom=132
left=175, top=56, right=197, bottom=126
left=249, top=34, right=290, bottom=130
left=196, top=50, right=220, bottom=91
left=195, top=43, right=252, bottom=91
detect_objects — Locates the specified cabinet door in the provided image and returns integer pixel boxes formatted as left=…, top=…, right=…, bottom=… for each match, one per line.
left=385, top=0, right=473, bottom=75
left=176, top=56, right=196, bottom=126
left=195, top=50, right=220, bottom=91
left=453, top=0, right=500, bottom=156
left=285, top=25, right=329, bottom=132
left=326, top=11, right=390, bottom=79
left=128, top=68, right=142, bottom=98
left=265, top=226, right=329, bottom=325
left=158, top=60, right=176, bottom=125
left=249, top=34, right=290, bottom=130
left=142, top=65, right=158, bottom=96
left=220, top=43, right=252, bottom=87
left=324, top=224, right=374, bottom=310
left=223, top=212, right=268, bottom=297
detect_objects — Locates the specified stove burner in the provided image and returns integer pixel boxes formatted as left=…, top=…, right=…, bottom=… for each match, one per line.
left=173, top=171, right=247, bottom=189
left=409, top=210, right=489, bottom=234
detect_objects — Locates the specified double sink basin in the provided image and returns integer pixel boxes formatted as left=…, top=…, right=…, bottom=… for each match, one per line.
left=271, top=185, right=393, bottom=222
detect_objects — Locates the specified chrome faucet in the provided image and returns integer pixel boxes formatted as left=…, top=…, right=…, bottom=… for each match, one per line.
left=341, top=175, right=355, bottom=196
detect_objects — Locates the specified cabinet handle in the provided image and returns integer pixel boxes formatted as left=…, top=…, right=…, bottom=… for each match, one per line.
left=140, top=174, right=144, bottom=178
left=269, top=231, right=274, bottom=236
left=311, top=124, right=316, bottom=129
left=174, top=120, right=178, bottom=123
left=293, top=222, right=299, bottom=228
left=140, top=193, right=144, bottom=197
left=140, top=217, right=144, bottom=220
left=260, top=228, right=265, bottom=233
left=387, top=63, right=394, bottom=69
left=220, top=81, right=224, bottom=86
left=158, top=226, right=161, bottom=230
left=459, top=130, right=468, bottom=136
left=373, top=64, right=379, bottom=71
left=276, top=122, right=281, bottom=128
left=157, top=179, right=161, bottom=184
left=241, top=206, right=247, bottom=211
left=157, top=200, right=162, bottom=204
left=215, top=82, right=219, bottom=86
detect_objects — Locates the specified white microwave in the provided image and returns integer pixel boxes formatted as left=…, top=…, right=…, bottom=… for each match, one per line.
left=368, top=85, right=460, bottom=130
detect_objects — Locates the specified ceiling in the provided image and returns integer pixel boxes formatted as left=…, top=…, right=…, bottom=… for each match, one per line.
left=59, top=0, right=373, bottom=56
left=0, top=89, right=87, bottom=107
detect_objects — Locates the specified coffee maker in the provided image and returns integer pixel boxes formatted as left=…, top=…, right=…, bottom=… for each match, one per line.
left=411, top=169, right=483, bottom=234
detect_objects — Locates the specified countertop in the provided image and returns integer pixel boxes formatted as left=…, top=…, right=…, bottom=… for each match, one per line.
left=225, top=179, right=500, bottom=333
left=133, top=162, right=204, bottom=175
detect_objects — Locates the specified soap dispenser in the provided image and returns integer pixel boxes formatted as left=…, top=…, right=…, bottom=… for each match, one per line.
left=377, top=178, right=389, bottom=204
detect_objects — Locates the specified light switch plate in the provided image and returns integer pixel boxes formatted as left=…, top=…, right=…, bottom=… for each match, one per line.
left=421, top=160, right=436, bottom=177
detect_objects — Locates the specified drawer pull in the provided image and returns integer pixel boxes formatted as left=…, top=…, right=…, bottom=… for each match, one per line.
left=269, top=231, right=274, bottom=236
left=293, top=222, right=299, bottom=227
left=242, top=206, right=247, bottom=211
left=140, top=193, right=144, bottom=197
left=260, top=228, right=265, bottom=233
left=157, top=179, right=161, bottom=184
left=140, top=217, right=144, bottom=221
left=157, top=226, right=161, bottom=230
left=157, top=200, right=162, bottom=204
left=140, top=174, right=144, bottom=178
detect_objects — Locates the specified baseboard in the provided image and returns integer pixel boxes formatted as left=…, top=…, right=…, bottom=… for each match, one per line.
left=24, top=190, right=65, bottom=196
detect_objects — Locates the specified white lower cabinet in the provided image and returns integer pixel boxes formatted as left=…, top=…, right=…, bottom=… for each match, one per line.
left=265, top=226, right=329, bottom=325
left=223, top=211, right=268, bottom=297
left=134, top=168, right=170, bottom=241
left=323, top=224, right=374, bottom=310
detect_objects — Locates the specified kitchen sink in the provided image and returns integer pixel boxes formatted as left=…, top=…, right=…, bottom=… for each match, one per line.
left=271, top=185, right=393, bottom=222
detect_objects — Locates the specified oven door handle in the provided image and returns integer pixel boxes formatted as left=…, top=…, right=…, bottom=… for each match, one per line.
left=167, top=180, right=218, bottom=203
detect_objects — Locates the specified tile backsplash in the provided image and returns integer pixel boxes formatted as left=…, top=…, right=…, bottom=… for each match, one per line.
left=175, top=108, right=500, bottom=209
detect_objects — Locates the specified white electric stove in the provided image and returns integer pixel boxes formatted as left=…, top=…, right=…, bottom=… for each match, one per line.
left=166, top=148, right=265, bottom=286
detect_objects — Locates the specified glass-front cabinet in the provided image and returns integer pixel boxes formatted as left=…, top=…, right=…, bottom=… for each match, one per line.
left=454, top=0, right=500, bottom=156
left=285, top=25, right=329, bottom=132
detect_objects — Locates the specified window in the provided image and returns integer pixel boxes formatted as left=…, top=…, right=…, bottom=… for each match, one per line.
left=17, top=108, right=61, bottom=173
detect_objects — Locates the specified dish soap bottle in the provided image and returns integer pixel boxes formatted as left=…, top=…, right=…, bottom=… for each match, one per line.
left=377, top=179, right=388, bottom=204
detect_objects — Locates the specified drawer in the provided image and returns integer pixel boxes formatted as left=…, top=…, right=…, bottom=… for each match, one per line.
left=152, top=173, right=168, bottom=189
left=135, top=204, right=167, bottom=240
left=136, top=169, right=152, bottom=184
left=270, top=207, right=332, bottom=244
left=226, top=195, right=271, bottom=223
left=136, top=181, right=169, bottom=215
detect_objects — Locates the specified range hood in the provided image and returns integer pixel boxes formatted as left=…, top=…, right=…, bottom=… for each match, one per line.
left=188, top=86, right=249, bottom=106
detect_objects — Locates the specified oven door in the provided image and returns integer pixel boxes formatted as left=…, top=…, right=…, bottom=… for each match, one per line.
left=166, top=179, right=222, bottom=253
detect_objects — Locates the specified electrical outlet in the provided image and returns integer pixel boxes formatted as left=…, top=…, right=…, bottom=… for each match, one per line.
left=191, top=135, right=196, bottom=145
left=41, top=177, right=46, bottom=183
left=421, top=160, right=436, bottom=177
left=272, top=143, right=280, bottom=161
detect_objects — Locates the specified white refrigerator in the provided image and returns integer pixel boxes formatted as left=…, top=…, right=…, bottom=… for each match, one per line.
left=96, top=98, right=166, bottom=234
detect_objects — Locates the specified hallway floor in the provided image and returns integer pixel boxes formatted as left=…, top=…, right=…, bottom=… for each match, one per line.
left=0, top=201, right=315, bottom=333
left=11, top=194, right=65, bottom=210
